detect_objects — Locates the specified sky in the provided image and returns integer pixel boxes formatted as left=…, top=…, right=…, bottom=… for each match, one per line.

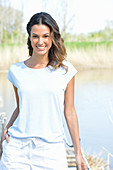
left=8, top=0, right=113, bottom=34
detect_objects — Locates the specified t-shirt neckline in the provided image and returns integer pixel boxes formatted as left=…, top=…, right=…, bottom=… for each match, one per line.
left=22, top=61, right=48, bottom=70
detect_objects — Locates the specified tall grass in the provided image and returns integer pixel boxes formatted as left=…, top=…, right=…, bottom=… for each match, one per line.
left=85, top=153, right=106, bottom=169
left=66, top=42, right=113, bottom=71
left=0, top=42, right=113, bottom=71
left=66, top=147, right=106, bottom=169
left=0, top=44, right=28, bottom=71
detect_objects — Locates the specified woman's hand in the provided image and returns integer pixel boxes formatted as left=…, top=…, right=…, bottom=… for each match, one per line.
left=2, top=127, right=10, bottom=143
left=76, top=153, right=88, bottom=170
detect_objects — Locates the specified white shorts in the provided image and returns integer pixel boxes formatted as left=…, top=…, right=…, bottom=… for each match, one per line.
left=0, top=136, right=68, bottom=170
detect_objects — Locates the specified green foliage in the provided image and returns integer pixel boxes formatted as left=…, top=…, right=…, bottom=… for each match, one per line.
left=64, top=41, right=113, bottom=50
left=62, top=20, right=113, bottom=42
left=0, top=3, right=25, bottom=44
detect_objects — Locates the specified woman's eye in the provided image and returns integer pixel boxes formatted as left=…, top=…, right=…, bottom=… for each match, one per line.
left=44, top=35, right=49, bottom=38
left=33, top=35, right=38, bottom=38
left=32, top=35, right=49, bottom=38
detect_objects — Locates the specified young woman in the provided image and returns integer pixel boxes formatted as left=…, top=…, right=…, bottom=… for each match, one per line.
left=0, top=12, right=88, bottom=170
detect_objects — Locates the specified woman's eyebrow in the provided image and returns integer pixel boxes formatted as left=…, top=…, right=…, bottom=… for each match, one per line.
left=32, top=33, right=50, bottom=35
left=32, top=33, right=38, bottom=36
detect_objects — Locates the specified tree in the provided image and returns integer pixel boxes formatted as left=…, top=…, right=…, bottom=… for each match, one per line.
left=41, top=0, right=76, bottom=41
left=0, top=0, right=25, bottom=44
left=54, top=0, right=76, bottom=41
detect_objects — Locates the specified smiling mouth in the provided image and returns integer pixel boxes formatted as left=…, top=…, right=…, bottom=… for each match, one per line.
left=36, top=46, right=46, bottom=50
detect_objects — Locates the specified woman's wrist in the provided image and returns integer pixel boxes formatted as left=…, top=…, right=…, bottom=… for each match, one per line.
left=74, top=146, right=82, bottom=155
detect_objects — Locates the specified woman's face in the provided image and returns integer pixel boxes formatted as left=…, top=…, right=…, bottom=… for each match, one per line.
left=30, top=24, right=52, bottom=57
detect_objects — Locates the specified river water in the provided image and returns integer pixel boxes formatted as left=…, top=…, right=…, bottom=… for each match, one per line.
left=0, top=69, right=113, bottom=168
left=75, top=69, right=113, bottom=169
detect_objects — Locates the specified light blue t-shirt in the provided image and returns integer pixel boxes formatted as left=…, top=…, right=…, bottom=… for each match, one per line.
left=7, top=60, right=77, bottom=143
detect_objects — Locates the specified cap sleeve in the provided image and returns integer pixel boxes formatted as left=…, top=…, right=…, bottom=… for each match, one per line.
left=7, top=65, right=16, bottom=87
left=66, top=62, right=77, bottom=85
left=62, top=60, right=77, bottom=86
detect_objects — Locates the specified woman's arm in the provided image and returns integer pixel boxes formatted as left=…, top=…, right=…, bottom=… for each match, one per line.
left=2, top=85, right=19, bottom=142
left=64, top=76, right=88, bottom=170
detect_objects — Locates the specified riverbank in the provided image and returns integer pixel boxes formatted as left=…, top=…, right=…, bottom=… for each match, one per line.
left=0, top=45, right=28, bottom=70
left=0, top=42, right=113, bottom=71
left=66, top=42, right=113, bottom=71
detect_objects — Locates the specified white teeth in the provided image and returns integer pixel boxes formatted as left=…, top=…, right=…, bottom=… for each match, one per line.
left=37, top=46, right=45, bottom=49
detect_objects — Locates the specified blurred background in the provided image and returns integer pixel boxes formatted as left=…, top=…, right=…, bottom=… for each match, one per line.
left=0, top=0, right=113, bottom=169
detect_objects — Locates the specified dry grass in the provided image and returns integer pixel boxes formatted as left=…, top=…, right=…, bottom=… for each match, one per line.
left=0, top=45, right=28, bottom=70
left=0, top=44, right=113, bottom=71
left=66, top=147, right=107, bottom=170
left=85, top=153, right=106, bottom=170
left=67, top=45, right=113, bottom=71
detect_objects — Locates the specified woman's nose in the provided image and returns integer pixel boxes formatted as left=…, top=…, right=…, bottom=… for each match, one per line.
left=38, top=37, right=43, bottom=45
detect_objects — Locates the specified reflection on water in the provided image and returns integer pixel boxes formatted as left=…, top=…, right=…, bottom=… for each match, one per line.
left=0, top=69, right=113, bottom=167
left=75, top=69, right=113, bottom=168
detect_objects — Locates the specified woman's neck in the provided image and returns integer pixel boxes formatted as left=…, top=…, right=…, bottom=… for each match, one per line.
left=30, top=54, right=49, bottom=65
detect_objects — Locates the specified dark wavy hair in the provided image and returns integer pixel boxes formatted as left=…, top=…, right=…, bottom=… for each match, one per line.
left=26, top=12, right=67, bottom=71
